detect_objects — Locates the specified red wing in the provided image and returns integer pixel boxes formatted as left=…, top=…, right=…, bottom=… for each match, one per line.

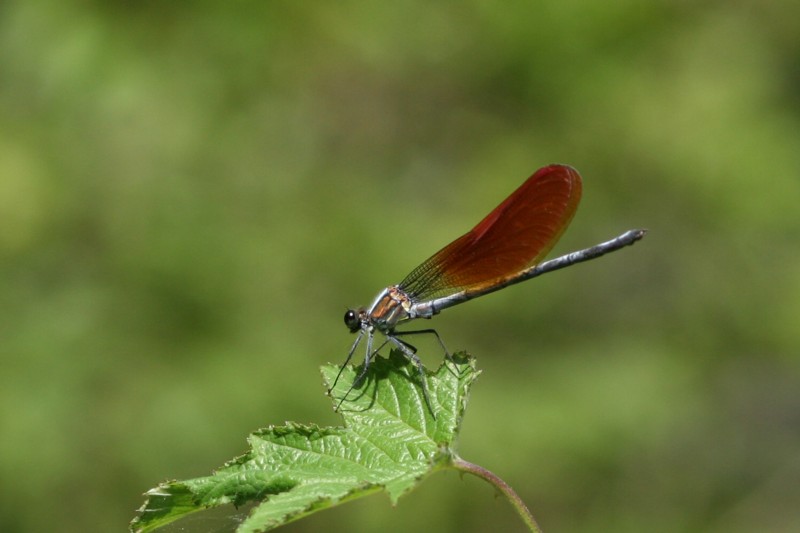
left=400, top=164, right=582, bottom=299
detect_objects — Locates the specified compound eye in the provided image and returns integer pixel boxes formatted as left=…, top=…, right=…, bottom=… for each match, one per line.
left=344, top=309, right=359, bottom=331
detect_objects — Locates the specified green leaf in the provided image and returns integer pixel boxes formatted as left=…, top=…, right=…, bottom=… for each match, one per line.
left=131, top=351, right=478, bottom=533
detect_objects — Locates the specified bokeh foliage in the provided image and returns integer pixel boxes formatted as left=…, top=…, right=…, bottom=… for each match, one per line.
left=1, top=1, right=798, bottom=532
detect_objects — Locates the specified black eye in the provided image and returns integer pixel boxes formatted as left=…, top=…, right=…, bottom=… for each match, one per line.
left=344, top=309, right=359, bottom=331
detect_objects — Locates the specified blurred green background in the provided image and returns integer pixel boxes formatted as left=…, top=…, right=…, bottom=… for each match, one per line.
left=2, top=1, right=799, bottom=532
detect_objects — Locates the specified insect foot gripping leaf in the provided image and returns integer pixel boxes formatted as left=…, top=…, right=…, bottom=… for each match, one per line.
left=130, top=351, right=479, bottom=533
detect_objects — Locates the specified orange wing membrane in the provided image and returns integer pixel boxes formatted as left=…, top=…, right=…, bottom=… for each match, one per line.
left=400, top=164, right=582, bottom=300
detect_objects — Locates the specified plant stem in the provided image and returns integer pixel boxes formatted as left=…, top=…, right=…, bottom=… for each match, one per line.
left=450, top=456, right=543, bottom=533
